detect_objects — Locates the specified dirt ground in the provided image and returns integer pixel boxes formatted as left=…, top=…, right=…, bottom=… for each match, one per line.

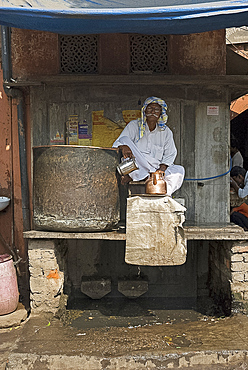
left=1, top=298, right=248, bottom=369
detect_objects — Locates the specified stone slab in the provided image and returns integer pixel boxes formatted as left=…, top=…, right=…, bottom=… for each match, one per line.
left=81, top=278, right=111, bottom=299
left=0, top=303, right=28, bottom=328
left=23, top=224, right=247, bottom=241
left=118, top=279, right=148, bottom=298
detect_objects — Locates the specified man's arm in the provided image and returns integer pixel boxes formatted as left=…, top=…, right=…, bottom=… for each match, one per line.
left=230, top=177, right=240, bottom=195
left=160, top=129, right=177, bottom=167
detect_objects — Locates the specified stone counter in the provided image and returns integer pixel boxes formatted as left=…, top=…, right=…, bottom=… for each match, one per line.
left=23, top=224, right=247, bottom=241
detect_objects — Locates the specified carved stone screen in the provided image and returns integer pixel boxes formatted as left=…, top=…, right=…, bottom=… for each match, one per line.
left=130, top=35, right=168, bottom=73
left=60, top=35, right=98, bottom=73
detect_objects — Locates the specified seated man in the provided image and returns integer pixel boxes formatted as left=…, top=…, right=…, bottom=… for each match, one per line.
left=112, top=96, right=185, bottom=196
left=230, top=166, right=248, bottom=230
left=230, top=138, right=243, bottom=168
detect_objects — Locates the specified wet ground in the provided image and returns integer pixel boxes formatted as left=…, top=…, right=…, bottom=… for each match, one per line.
left=65, top=297, right=206, bottom=330
left=1, top=299, right=248, bottom=369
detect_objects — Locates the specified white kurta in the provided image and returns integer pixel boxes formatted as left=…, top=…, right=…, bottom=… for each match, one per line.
left=112, top=120, right=185, bottom=195
left=238, top=172, right=248, bottom=198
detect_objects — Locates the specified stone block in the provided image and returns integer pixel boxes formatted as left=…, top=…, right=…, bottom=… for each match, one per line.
left=232, top=292, right=244, bottom=301
left=232, top=243, right=248, bottom=254
left=232, top=272, right=245, bottom=282
left=243, top=291, right=248, bottom=300
left=0, top=303, right=27, bottom=328
left=118, top=279, right=148, bottom=298
left=81, top=278, right=111, bottom=299
left=231, top=262, right=248, bottom=272
left=231, top=254, right=243, bottom=262
left=231, top=281, right=248, bottom=293
left=28, top=266, right=43, bottom=277
left=243, top=254, right=248, bottom=262
left=30, top=277, right=45, bottom=294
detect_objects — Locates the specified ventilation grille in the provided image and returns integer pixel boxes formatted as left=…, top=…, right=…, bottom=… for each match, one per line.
left=130, top=35, right=168, bottom=73
left=60, top=35, right=98, bottom=74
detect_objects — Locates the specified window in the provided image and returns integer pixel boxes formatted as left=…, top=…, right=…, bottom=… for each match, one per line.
left=130, top=35, right=168, bottom=73
left=60, top=35, right=98, bottom=74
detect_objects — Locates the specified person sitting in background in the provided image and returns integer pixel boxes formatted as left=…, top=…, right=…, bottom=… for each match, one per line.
left=230, top=166, right=248, bottom=230
left=231, top=138, right=243, bottom=168
left=112, top=96, right=185, bottom=196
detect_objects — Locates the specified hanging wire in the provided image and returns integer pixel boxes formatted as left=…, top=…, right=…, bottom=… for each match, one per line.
left=184, top=157, right=232, bottom=181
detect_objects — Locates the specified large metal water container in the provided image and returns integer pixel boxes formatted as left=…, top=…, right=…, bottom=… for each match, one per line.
left=0, top=254, right=19, bottom=315
left=33, top=146, right=120, bottom=232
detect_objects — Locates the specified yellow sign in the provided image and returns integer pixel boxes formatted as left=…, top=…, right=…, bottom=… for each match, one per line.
left=92, top=110, right=141, bottom=148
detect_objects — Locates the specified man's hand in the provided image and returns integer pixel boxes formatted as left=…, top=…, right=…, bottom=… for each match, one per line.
left=158, top=164, right=168, bottom=172
left=230, top=176, right=240, bottom=195
left=119, top=145, right=133, bottom=159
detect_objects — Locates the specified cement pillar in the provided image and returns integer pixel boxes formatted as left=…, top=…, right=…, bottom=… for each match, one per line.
left=28, top=239, right=66, bottom=314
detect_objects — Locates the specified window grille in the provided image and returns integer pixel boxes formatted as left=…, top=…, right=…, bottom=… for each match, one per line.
left=130, top=35, right=168, bottom=73
left=60, top=35, right=98, bottom=74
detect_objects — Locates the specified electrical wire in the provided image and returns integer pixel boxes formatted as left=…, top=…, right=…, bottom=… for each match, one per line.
left=184, top=157, right=232, bottom=181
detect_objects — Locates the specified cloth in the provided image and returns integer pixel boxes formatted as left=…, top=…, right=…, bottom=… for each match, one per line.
left=238, top=172, right=248, bottom=198
left=231, top=212, right=248, bottom=230
left=112, top=124, right=185, bottom=195
left=139, top=96, right=168, bottom=140
left=125, top=196, right=187, bottom=266
left=232, top=151, right=243, bottom=168
left=232, top=203, right=248, bottom=219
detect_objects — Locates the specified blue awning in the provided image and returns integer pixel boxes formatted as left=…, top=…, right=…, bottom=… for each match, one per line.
left=0, top=0, right=247, bottom=34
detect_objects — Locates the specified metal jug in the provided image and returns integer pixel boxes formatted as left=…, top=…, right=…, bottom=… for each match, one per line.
left=145, top=170, right=167, bottom=195
left=117, top=157, right=139, bottom=176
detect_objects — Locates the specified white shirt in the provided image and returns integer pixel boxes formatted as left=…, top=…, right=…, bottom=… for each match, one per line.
left=232, top=151, right=243, bottom=168
left=238, top=172, right=248, bottom=198
left=112, top=120, right=177, bottom=166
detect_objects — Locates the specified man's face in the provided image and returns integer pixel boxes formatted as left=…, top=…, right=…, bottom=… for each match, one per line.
left=233, top=174, right=245, bottom=187
left=145, top=103, right=162, bottom=120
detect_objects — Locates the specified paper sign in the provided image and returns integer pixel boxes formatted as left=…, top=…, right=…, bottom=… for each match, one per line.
left=207, top=106, right=219, bottom=116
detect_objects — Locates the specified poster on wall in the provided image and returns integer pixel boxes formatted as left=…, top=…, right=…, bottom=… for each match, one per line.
left=65, top=114, right=92, bottom=146
left=92, top=110, right=141, bottom=148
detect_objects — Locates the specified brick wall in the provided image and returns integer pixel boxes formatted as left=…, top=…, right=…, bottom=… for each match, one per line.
left=209, top=240, right=248, bottom=315
left=231, top=242, right=248, bottom=312
left=208, top=240, right=232, bottom=315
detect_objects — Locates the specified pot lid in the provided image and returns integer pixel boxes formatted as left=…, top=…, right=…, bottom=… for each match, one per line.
left=0, top=254, right=12, bottom=263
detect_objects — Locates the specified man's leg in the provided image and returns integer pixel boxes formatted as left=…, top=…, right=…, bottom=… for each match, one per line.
left=164, top=165, right=185, bottom=196
left=231, top=212, right=248, bottom=230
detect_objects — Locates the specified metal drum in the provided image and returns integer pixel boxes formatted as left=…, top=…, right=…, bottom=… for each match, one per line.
left=33, top=146, right=120, bottom=232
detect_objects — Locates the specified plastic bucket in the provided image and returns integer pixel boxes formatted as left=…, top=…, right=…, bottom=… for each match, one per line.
left=0, top=254, right=19, bottom=315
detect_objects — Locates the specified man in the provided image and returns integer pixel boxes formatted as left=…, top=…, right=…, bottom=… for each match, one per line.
left=112, top=96, right=185, bottom=196
left=230, top=166, right=248, bottom=230
left=230, top=138, right=243, bottom=168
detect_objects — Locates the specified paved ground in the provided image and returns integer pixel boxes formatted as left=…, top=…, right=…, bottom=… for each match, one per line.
left=1, top=304, right=248, bottom=369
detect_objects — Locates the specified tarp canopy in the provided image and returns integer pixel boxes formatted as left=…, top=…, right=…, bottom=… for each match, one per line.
left=0, top=0, right=247, bottom=35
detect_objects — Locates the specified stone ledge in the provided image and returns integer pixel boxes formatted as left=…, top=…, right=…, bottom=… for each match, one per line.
left=23, top=224, right=247, bottom=241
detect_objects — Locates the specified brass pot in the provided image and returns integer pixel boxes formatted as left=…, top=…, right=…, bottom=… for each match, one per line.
left=145, top=170, right=167, bottom=195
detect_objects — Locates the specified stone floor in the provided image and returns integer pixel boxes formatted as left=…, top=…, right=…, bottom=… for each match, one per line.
left=1, top=306, right=248, bottom=369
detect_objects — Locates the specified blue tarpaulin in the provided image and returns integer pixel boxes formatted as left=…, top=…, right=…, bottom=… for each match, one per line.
left=0, top=0, right=247, bottom=34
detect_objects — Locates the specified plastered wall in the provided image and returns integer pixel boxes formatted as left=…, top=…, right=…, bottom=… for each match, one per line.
left=11, top=29, right=226, bottom=78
